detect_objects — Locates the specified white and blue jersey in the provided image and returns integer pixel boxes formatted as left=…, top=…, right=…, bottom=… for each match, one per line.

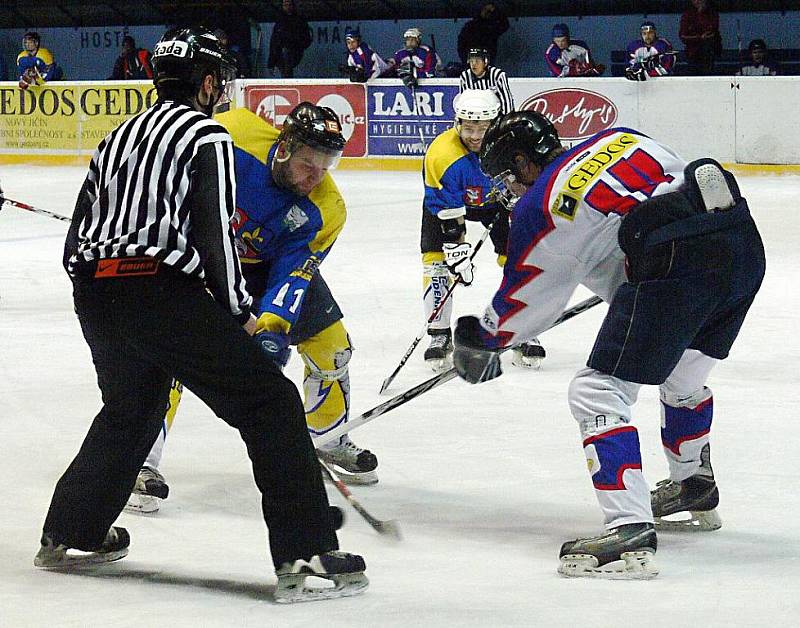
left=479, top=128, right=686, bottom=348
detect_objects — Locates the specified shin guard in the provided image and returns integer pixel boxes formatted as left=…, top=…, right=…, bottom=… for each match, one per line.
left=660, top=387, right=713, bottom=481
left=422, top=253, right=452, bottom=331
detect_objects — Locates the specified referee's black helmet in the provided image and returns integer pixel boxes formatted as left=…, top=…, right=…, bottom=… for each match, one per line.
left=152, top=27, right=237, bottom=92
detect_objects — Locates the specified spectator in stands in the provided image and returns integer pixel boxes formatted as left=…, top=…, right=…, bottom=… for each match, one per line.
left=394, top=27, right=442, bottom=89
left=624, top=20, right=676, bottom=81
left=736, top=39, right=779, bottom=76
left=545, top=23, right=604, bottom=78
left=214, top=29, right=251, bottom=78
left=459, top=48, right=513, bottom=114
left=109, top=36, right=154, bottom=80
left=679, top=0, right=721, bottom=75
left=457, top=3, right=510, bottom=68
left=267, top=0, right=312, bottom=78
left=342, top=28, right=393, bottom=82
left=17, top=32, right=63, bottom=89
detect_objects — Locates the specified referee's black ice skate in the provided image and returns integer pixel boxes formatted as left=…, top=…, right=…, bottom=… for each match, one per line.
left=125, top=466, right=169, bottom=514
left=274, top=550, right=368, bottom=603
left=511, top=338, right=546, bottom=369
left=651, top=444, right=722, bottom=531
left=424, top=328, right=453, bottom=372
left=317, top=435, right=379, bottom=485
left=34, top=526, right=130, bottom=569
left=558, top=523, right=658, bottom=580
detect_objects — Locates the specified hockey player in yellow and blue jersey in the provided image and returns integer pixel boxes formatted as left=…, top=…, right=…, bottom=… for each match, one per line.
left=220, top=104, right=378, bottom=484
left=17, top=32, right=63, bottom=89
left=420, top=89, right=545, bottom=371
left=126, top=103, right=378, bottom=512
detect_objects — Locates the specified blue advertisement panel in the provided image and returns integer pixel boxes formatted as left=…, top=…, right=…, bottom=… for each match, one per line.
left=367, top=83, right=459, bottom=157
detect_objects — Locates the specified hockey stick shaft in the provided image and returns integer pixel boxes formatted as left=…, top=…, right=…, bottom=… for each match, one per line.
left=318, top=457, right=401, bottom=539
left=320, top=294, right=604, bottom=448
left=2, top=197, right=72, bottom=223
left=379, top=216, right=497, bottom=394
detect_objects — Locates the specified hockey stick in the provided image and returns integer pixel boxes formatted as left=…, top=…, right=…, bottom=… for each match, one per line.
left=379, top=215, right=499, bottom=394
left=318, top=457, right=402, bottom=540
left=318, top=294, right=604, bottom=448
left=2, top=197, right=72, bottom=223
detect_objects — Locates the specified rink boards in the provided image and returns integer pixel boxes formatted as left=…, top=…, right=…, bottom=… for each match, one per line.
left=0, top=76, right=798, bottom=167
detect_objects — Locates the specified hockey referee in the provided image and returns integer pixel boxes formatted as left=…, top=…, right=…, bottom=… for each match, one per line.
left=459, top=47, right=514, bottom=114
left=34, top=27, right=367, bottom=602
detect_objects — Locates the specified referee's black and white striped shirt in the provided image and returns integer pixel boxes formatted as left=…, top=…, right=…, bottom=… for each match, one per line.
left=65, top=100, right=252, bottom=321
left=459, top=65, right=514, bottom=115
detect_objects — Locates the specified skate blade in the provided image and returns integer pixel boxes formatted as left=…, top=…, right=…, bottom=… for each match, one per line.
left=655, top=509, right=722, bottom=532
left=274, top=572, right=369, bottom=603
left=124, top=493, right=161, bottom=514
left=34, top=547, right=129, bottom=570
left=426, top=356, right=452, bottom=373
left=322, top=468, right=379, bottom=486
left=511, top=355, right=543, bottom=370
left=558, top=550, right=658, bottom=580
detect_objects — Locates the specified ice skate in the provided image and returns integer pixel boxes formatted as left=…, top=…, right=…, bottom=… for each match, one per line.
left=317, top=435, right=379, bottom=485
left=511, top=338, right=546, bottom=369
left=651, top=445, right=721, bottom=531
left=125, top=466, right=169, bottom=514
left=274, top=550, right=368, bottom=603
left=558, top=523, right=658, bottom=580
left=34, top=526, right=130, bottom=569
left=424, top=329, right=453, bottom=372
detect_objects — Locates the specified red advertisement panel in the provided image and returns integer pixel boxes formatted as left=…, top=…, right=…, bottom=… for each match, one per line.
left=520, top=88, right=618, bottom=141
left=244, top=84, right=367, bottom=157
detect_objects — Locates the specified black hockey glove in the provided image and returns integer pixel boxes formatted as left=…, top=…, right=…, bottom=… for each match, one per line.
left=255, top=331, right=291, bottom=370
left=453, top=316, right=503, bottom=384
left=398, top=60, right=418, bottom=90
left=625, top=65, right=648, bottom=81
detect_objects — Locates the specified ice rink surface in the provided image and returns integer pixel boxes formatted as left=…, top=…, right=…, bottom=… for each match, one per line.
left=1, top=165, right=799, bottom=627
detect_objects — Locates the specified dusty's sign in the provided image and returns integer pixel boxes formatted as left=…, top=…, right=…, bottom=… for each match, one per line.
left=520, top=88, right=618, bottom=141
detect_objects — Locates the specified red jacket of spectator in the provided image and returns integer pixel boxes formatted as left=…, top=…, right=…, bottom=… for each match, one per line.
left=679, top=5, right=721, bottom=62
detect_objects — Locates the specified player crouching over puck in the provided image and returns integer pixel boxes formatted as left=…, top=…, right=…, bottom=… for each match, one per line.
left=452, top=111, right=764, bottom=578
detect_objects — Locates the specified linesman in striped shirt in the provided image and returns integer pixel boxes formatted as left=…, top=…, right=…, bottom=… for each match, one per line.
left=459, top=47, right=514, bottom=115
left=34, top=27, right=367, bottom=602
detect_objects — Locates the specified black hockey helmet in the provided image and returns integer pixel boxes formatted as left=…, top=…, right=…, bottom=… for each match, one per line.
left=467, top=48, right=489, bottom=63
left=152, top=27, right=237, bottom=93
left=479, top=111, right=561, bottom=179
left=279, top=102, right=346, bottom=156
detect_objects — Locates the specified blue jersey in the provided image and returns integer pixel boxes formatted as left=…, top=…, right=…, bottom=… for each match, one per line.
left=393, top=45, right=440, bottom=78
left=423, top=127, right=495, bottom=219
left=625, top=37, right=675, bottom=76
left=17, top=47, right=61, bottom=83
left=216, top=109, right=346, bottom=337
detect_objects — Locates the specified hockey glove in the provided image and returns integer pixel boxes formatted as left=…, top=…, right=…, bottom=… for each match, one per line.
left=453, top=316, right=503, bottom=384
left=625, top=65, right=648, bottom=81
left=255, top=331, right=291, bottom=370
left=443, top=242, right=474, bottom=286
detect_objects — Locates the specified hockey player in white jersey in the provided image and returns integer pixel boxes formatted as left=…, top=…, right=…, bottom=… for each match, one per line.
left=452, top=111, right=765, bottom=578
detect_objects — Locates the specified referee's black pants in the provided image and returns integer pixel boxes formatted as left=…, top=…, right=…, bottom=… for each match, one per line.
left=42, top=267, right=339, bottom=568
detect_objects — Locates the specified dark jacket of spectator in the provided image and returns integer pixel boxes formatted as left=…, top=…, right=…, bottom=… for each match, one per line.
left=457, top=3, right=510, bottom=67
left=679, top=0, right=721, bottom=75
left=268, top=0, right=312, bottom=78
left=214, top=29, right=251, bottom=78
left=110, top=36, right=153, bottom=80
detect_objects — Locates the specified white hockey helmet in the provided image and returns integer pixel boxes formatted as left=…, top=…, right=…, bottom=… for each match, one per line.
left=453, top=89, right=501, bottom=122
left=404, top=27, right=422, bottom=41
